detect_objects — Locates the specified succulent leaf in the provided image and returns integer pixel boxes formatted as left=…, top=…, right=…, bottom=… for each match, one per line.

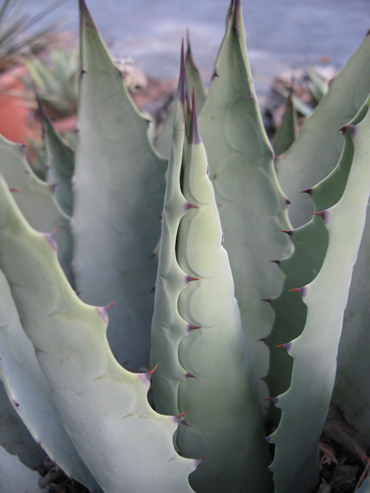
left=270, top=95, right=370, bottom=493
left=0, top=134, right=74, bottom=285
left=0, top=174, right=196, bottom=493
left=151, top=44, right=191, bottom=416
left=198, top=0, right=292, bottom=404
left=152, top=71, right=272, bottom=489
left=265, top=127, right=354, bottom=420
left=73, top=0, right=166, bottom=370
left=0, top=269, right=101, bottom=491
left=277, top=30, right=370, bottom=227
left=155, top=32, right=207, bottom=160
left=177, top=95, right=272, bottom=493
left=271, top=95, right=297, bottom=157
left=185, top=32, right=207, bottom=114
left=42, top=105, right=75, bottom=218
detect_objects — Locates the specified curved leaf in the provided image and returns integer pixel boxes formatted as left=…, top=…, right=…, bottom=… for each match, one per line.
left=270, top=97, right=370, bottom=493
left=0, top=269, right=100, bottom=491
left=276, top=30, right=370, bottom=228
left=73, top=0, right=166, bottom=370
left=0, top=174, right=196, bottom=493
left=198, top=0, right=292, bottom=403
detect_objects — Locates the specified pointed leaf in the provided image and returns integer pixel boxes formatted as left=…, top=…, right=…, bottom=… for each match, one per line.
left=73, top=0, right=166, bottom=370
left=270, top=96, right=370, bottom=493
left=0, top=173, right=196, bottom=493
left=0, top=269, right=100, bottom=491
left=198, top=0, right=292, bottom=403
left=276, top=31, right=370, bottom=227
left=42, top=107, right=75, bottom=217
left=271, top=96, right=297, bottom=157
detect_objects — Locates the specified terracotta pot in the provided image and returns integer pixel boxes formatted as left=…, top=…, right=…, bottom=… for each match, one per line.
left=0, top=66, right=32, bottom=144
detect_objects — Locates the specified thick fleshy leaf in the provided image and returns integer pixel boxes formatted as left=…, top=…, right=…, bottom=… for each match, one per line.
left=265, top=127, right=354, bottom=422
left=271, top=96, right=297, bottom=157
left=151, top=67, right=272, bottom=490
left=276, top=30, right=370, bottom=228
left=73, top=0, right=166, bottom=370
left=154, top=33, right=207, bottom=160
left=198, top=0, right=292, bottom=403
left=151, top=46, right=191, bottom=416
left=270, top=96, right=370, bottom=493
left=0, top=269, right=100, bottom=491
left=0, top=174, right=196, bottom=493
left=0, top=134, right=74, bottom=285
left=43, top=107, right=75, bottom=218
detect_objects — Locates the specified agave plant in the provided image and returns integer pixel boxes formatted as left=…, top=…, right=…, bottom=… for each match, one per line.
left=1, top=1, right=370, bottom=492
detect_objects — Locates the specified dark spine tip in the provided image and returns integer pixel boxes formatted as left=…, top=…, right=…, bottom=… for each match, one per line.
left=270, top=146, right=275, bottom=159
left=187, top=324, right=202, bottom=333
left=185, top=372, right=196, bottom=379
left=339, top=125, right=348, bottom=135
left=147, top=363, right=158, bottom=377
left=280, top=229, right=294, bottom=238
left=269, top=260, right=281, bottom=266
left=193, top=455, right=205, bottom=468
left=231, top=0, right=241, bottom=33
left=138, top=365, right=158, bottom=388
left=149, top=285, right=156, bottom=293
left=178, top=39, right=190, bottom=108
left=263, top=436, right=272, bottom=444
left=176, top=411, right=188, bottom=425
left=313, top=210, right=329, bottom=223
left=301, top=188, right=313, bottom=197
left=262, top=298, right=272, bottom=304
left=184, top=201, right=199, bottom=211
left=105, top=301, right=116, bottom=313
left=285, top=197, right=291, bottom=206
left=266, top=396, right=280, bottom=406
left=289, top=286, right=307, bottom=300
left=366, top=28, right=370, bottom=37
left=228, top=0, right=235, bottom=20
left=9, top=188, right=19, bottom=193
left=189, top=89, right=201, bottom=144
left=185, top=29, right=193, bottom=61
left=277, top=341, right=293, bottom=352
left=211, top=68, right=219, bottom=80
left=185, top=275, right=199, bottom=284
left=175, top=411, right=189, bottom=427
